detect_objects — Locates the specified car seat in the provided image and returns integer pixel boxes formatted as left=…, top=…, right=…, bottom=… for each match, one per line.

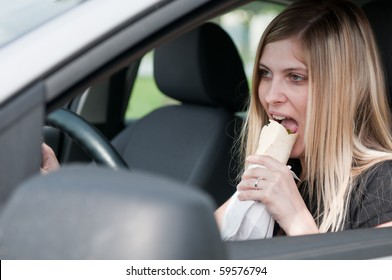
left=111, top=22, right=249, bottom=206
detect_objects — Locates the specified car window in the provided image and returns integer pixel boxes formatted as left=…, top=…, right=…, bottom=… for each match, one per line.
left=0, top=0, right=88, bottom=47
left=125, top=1, right=285, bottom=120
left=125, top=51, right=178, bottom=120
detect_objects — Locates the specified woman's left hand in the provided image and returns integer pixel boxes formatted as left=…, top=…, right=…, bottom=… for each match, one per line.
left=237, top=155, right=318, bottom=235
left=41, top=143, right=60, bottom=174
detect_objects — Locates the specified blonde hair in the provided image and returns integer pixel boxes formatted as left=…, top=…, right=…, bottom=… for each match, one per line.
left=241, top=0, right=392, bottom=232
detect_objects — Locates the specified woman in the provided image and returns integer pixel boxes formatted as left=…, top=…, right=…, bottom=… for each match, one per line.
left=216, top=0, right=392, bottom=236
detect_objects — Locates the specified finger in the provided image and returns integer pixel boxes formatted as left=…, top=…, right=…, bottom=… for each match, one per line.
left=242, top=165, right=273, bottom=180
left=246, top=155, right=288, bottom=172
left=40, top=167, right=48, bottom=175
left=237, top=190, right=264, bottom=202
left=238, top=177, right=272, bottom=191
left=237, top=178, right=261, bottom=191
left=237, top=179, right=251, bottom=191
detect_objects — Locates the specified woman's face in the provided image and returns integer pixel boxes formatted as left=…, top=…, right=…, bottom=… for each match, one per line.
left=258, top=38, right=308, bottom=159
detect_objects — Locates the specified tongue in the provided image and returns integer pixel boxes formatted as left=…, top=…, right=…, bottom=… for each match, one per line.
left=281, top=119, right=298, bottom=134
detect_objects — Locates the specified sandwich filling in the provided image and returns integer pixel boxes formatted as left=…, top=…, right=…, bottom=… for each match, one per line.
left=272, top=115, right=298, bottom=134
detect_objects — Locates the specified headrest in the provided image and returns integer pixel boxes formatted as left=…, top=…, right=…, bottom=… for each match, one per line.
left=154, top=22, right=249, bottom=112
left=363, top=0, right=392, bottom=106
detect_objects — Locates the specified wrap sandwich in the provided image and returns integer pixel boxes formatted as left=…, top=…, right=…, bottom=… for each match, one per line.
left=251, top=119, right=297, bottom=166
left=220, top=119, right=298, bottom=240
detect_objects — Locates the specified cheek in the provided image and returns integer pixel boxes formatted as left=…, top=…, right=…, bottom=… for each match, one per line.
left=300, top=92, right=308, bottom=116
left=292, top=92, right=307, bottom=158
left=257, top=82, right=268, bottom=109
left=299, top=86, right=308, bottom=112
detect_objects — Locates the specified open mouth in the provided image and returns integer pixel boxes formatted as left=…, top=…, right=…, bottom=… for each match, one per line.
left=272, top=115, right=298, bottom=134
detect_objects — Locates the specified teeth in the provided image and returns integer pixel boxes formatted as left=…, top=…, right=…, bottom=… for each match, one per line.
left=272, top=115, right=286, bottom=120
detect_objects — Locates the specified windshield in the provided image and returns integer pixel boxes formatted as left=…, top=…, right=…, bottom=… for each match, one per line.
left=0, top=0, right=88, bottom=47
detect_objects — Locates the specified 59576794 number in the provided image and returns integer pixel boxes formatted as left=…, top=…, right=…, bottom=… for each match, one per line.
left=219, top=266, right=267, bottom=276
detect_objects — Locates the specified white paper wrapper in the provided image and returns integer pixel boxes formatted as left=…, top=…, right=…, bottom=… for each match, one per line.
left=221, top=120, right=297, bottom=241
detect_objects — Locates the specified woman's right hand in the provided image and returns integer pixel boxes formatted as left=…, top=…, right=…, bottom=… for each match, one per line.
left=236, top=155, right=318, bottom=236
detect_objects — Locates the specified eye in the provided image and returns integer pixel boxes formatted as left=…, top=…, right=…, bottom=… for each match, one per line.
left=291, top=73, right=307, bottom=82
left=260, top=69, right=272, bottom=79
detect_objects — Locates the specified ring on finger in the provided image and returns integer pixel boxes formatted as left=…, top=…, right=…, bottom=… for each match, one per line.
left=254, top=177, right=261, bottom=188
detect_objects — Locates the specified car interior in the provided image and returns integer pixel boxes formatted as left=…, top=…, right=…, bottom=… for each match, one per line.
left=0, top=0, right=392, bottom=259
left=110, top=22, right=249, bottom=206
left=44, top=21, right=249, bottom=207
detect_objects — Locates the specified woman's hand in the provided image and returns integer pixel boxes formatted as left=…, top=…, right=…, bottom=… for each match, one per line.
left=41, top=143, right=60, bottom=174
left=237, top=155, right=318, bottom=236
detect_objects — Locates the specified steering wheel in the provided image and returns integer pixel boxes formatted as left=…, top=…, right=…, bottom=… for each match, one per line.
left=46, top=108, right=128, bottom=170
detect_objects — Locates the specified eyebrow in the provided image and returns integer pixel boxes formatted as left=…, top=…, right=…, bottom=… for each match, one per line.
left=258, top=63, right=307, bottom=73
left=258, top=63, right=270, bottom=70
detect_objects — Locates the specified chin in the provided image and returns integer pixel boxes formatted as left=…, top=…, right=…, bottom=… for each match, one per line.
left=290, top=146, right=304, bottom=160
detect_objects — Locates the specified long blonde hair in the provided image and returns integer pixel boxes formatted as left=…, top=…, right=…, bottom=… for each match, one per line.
left=241, top=0, right=392, bottom=232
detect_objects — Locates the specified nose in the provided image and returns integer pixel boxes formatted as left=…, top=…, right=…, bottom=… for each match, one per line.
left=261, top=77, right=287, bottom=105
